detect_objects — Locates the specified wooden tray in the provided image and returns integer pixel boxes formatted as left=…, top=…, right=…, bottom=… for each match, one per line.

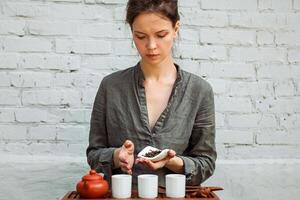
left=60, top=190, right=221, bottom=200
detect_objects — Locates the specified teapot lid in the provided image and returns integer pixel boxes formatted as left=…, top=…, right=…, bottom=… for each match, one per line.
left=82, top=170, right=103, bottom=181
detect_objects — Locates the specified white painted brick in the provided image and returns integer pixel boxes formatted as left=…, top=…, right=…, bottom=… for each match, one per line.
left=0, top=53, right=20, bottom=69
left=50, top=0, right=82, bottom=2
left=53, top=73, right=73, bottom=87
left=55, top=72, right=101, bottom=88
left=227, top=114, right=277, bottom=128
left=81, top=55, right=137, bottom=70
left=200, top=63, right=256, bottom=79
left=173, top=59, right=201, bottom=75
left=295, top=0, right=300, bottom=9
left=257, top=30, right=274, bottom=46
left=280, top=113, right=300, bottom=129
left=290, top=65, right=300, bottom=79
left=225, top=145, right=300, bottom=159
left=71, top=73, right=101, bottom=88
left=0, top=125, right=27, bottom=140
left=21, top=142, right=84, bottom=156
left=48, top=4, right=112, bottom=20
left=215, top=96, right=253, bottom=113
left=22, top=89, right=81, bottom=107
left=255, top=97, right=300, bottom=113
left=286, top=14, right=300, bottom=31
left=84, top=0, right=96, bottom=4
left=95, top=0, right=125, bottom=4
left=288, top=49, right=300, bottom=63
left=256, top=131, right=300, bottom=145
left=228, top=81, right=274, bottom=97
left=114, top=5, right=126, bottom=21
left=28, top=20, right=80, bottom=36
left=216, top=130, right=253, bottom=144
left=113, top=40, right=138, bottom=56
left=179, top=28, right=199, bottom=42
left=229, top=13, right=286, bottom=29
left=200, top=29, right=256, bottom=45
left=202, top=0, right=257, bottom=10
left=216, top=112, right=225, bottom=127
left=55, top=39, right=111, bottom=55
left=56, top=126, right=87, bottom=141
left=257, top=64, right=289, bottom=79
left=297, top=81, right=300, bottom=95
left=178, top=0, right=199, bottom=7
left=80, top=23, right=131, bottom=39
left=0, top=72, right=10, bottom=87
left=0, top=20, right=25, bottom=36
left=20, top=54, right=80, bottom=71
left=276, top=31, right=300, bottom=47
left=274, top=80, right=296, bottom=96
left=0, top=89, right=20, bottom=105
left=81, top=88, right=98, bottom=105
left=176, top=44, right=227, bottom=60
left=3, top=37, right=52, bottom=53
left=0, top=109, right=15, bottom=122
left=181, top=9, right=228, bottom=27
left=257, top=64, right=300, bottom=80
left=259, top=0, right=293, bottom=11
left=15, top=108, right=59, bottom=123
left=206, top=79, right=228, bottom=94
left=3, top=3, right=49, bottom=18
left=230, top=47, right=286, bottom=62
left=28, top=125, right=56, bottom=140
left=56, top=109, right=91, bottom=123
left=9, top=72, right=52, bottom=88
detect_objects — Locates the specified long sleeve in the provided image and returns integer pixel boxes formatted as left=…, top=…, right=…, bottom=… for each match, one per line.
left=86, top=79, right=116, bottom=180
left=179, top=85, right=216, bottom=185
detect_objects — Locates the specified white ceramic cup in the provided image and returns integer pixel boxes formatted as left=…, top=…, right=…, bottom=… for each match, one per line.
left=138, top=174, right=158, bottom=198
left=166, top=174, right=186, bottom=198
left=111, top=174, right=132, bottom=198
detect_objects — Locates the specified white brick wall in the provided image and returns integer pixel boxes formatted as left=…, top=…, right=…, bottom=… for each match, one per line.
left=0, top=0, right=299, bottom=199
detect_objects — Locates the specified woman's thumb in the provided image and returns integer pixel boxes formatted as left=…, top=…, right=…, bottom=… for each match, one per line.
left=124, top=140, right=134, bottom=154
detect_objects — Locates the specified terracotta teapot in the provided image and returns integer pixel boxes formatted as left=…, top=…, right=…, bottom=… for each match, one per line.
left=76, top=170, right=109, bottom=198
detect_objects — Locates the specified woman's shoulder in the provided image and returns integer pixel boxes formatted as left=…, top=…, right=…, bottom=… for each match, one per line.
left=181, top=69, right=213, bottom=93
left=101, top=66, right=135, bottom=86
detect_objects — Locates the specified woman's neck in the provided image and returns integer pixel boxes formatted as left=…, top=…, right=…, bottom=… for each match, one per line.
left=140, top=57, right=177, bottom=83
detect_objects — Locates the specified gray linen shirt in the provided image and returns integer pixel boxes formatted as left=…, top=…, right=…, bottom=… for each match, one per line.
left=86, top=62, right=216, bottom=188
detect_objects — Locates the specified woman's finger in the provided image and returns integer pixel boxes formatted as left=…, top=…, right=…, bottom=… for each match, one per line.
left=168, top=149, right=176, bottom=157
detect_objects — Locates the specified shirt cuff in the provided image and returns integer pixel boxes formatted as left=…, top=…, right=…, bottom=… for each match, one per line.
left=98, top=147, right=116, bottom=167
left=177, top=155, right=197, bottom=185
left=98, top=147, right=116, bottom=186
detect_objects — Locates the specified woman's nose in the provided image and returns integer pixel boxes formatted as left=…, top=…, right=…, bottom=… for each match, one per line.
left=146, top=38, right=157, bottom=50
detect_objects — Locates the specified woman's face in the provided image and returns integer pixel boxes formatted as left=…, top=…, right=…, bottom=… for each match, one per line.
left=132, top=13, right=179, bottom=65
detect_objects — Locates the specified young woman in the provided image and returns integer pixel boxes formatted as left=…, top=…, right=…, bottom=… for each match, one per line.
left=86, top=0, right=216, bottom=188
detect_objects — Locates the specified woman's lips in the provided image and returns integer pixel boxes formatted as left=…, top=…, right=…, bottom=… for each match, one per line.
left=146, top=54, right=159, bottom=59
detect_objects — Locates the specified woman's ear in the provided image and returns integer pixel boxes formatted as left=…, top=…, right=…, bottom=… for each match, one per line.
left=174, top=21, right=180, bottom=38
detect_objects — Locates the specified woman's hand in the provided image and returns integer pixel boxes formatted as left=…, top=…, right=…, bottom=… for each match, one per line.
left=135, top=149, right=176, bottom=170
left=114, top=140, right=135, bottom=174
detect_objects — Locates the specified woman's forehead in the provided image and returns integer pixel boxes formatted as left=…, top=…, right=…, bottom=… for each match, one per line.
left=132, top=12, right=173, bottom=32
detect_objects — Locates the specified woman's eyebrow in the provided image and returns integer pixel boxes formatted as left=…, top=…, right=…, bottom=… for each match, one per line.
left=134, top=30, right=169, bottom=35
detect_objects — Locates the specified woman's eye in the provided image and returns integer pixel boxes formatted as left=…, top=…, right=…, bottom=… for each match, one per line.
left=157, top=33, right=168, bottom=38
left=136, top=35, right=145, bottom=39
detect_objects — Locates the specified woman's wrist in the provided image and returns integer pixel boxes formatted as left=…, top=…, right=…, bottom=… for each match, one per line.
left=165, top=156, right=184, bottom=173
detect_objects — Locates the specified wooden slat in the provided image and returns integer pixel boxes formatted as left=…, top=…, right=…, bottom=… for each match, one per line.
left=60, top=191, right=220, bottom=200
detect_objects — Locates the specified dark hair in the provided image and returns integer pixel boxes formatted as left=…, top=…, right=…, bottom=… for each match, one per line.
left=126, top=0, right=180, bottom=28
